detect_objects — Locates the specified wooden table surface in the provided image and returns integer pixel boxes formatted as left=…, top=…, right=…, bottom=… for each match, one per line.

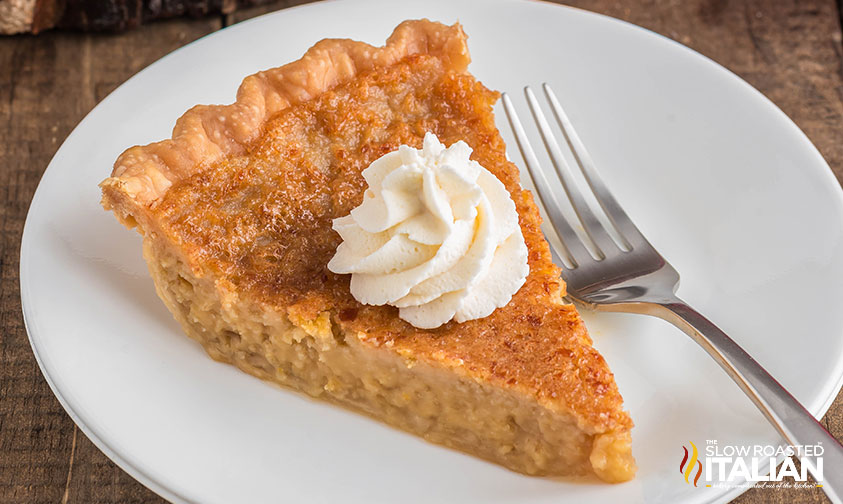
left=1, top=1, right=842, bottom=502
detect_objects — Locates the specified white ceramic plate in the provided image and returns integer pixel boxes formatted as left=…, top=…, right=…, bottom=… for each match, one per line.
left=20, top=1, right=843, bottom=502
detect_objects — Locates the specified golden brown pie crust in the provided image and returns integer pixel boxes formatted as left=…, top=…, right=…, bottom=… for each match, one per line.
left=100, top=19, right=636, bottom=482
left=101, top=20, right=469, bottom=217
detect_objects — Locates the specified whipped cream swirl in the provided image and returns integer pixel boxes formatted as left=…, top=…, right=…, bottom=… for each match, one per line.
left=328, top=133, right=529, bottom=329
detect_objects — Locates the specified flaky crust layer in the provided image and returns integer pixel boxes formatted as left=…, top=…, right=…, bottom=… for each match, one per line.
left=100, top=20, right=470, bottom=226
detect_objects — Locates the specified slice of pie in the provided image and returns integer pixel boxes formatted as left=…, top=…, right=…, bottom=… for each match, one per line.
left=100, top=20, right=636, bottom=482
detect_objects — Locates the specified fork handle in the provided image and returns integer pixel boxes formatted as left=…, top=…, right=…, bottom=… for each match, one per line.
left=654, top=300, right=842, bottom=502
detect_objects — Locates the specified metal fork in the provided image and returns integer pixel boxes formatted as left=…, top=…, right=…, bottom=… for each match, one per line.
left=503, top=84, right=842, bottom=501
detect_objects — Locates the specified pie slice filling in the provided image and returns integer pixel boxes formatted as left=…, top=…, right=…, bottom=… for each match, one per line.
left=101, top=20, right=636, bottom=483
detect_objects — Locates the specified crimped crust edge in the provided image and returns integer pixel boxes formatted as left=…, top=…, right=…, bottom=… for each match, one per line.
left=100, top=19, right=470, bottom=228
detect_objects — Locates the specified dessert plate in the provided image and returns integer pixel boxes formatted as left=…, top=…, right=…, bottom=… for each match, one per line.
left=20, top=0, right=843, bottom=503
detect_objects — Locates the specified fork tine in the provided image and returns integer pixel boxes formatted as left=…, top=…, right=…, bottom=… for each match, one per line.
left=523, top=87, right=622, bottom=259
left=501, top=92, right=592, bottom=269
left=542, top=83, right=647, bottom=250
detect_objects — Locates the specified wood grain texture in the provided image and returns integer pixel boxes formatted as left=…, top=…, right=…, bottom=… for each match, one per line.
left=0, top=16, right=221, bottom=504
left=0, top=1, right=841, bottom=503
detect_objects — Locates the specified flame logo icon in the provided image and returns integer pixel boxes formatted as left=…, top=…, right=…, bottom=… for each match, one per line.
left=679, top=441, right=703, bottom=486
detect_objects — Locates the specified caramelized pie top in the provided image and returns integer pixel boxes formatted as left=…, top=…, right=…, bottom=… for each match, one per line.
left=101, top=20, right=632, bottom=435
